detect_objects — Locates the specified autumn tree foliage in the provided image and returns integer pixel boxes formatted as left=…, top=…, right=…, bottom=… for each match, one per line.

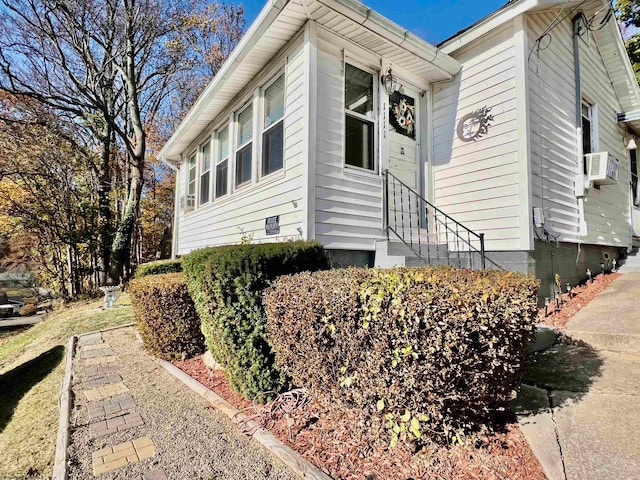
left=0, top=96, right=102, bottom=298
left=617, top=0, right=640, bottom=83
left=0, top=0, right=245, bottom=296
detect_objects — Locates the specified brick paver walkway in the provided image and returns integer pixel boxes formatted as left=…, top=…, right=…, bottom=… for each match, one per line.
left=74, top=332, right=159, bottom=478
left=89, top=412, right=145, bottom=439
left=85, top=355, right=117, bottom=366
left=84, top=372, right=123, bottom=388
left=87, top=394, right=136, bottom=420
left=83, top=383, right=129, bottom=402
left=91, top=436, right=156, bottom=475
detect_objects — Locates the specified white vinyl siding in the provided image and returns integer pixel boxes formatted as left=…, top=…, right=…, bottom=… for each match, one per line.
left=527, top=10, right=631, bottom=247
left=432, top=22, right=521, bottom=251
left=176, top=36, right=306, bottom=255
left=527, top=12, right=581, bottom=242
left=313, top=33, right=385, bottom=251
left=578, top=10, right=631, bottom=247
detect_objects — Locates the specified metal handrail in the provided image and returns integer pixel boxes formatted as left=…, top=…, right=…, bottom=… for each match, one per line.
left=384, top=169, right=487, bottom=269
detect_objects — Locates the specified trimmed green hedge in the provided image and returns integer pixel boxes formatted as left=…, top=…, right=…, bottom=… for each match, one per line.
left=129, top=272, right=204, bottom=360
left=134, top=259, right=183, bottom=279
left=264, top=266, right=539, bottom=445
left=183, top=241, right=329, bottom=399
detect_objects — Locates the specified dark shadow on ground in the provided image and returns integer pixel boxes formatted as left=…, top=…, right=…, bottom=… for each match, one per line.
left=511, top=336, right=603, bottom=415
left=0, top=345, right=64, bottom=432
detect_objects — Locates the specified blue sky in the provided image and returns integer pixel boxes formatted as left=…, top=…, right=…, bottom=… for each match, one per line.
left=239, top=0, right=507, bottom=45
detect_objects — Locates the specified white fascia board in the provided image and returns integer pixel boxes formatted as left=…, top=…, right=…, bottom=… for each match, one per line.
left=439, top=0, right=539, bottom=55
left=158, top=0, right=291, bottom=161
left=314, top=0, right=460, bottom=77
left=604, top=19, right=640, bottom=111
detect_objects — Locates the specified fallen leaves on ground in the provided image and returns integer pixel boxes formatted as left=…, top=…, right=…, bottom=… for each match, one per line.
left=175, top=356, right=545, bottom=480
left=537, top=273, right=620, bottom=330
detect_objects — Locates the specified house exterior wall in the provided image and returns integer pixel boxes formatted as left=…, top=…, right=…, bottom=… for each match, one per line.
left=174, top=33, right=308, bottom=255
left=431, top=22, right=524, bottom=252
left=313, top=28, right=386, bottom=251
left=527, top=9, right=632, bottom=249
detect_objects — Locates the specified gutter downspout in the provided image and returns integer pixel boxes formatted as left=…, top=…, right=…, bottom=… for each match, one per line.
left=573, top=13, right=588, bottom=237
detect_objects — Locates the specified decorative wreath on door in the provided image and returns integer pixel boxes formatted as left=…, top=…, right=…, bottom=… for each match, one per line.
left=389, top=92, right=416, bottom=140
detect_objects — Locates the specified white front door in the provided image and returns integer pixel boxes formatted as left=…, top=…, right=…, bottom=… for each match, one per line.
left=386, top=84, right=422, bottom=235
left=388, top=85, right=420, bottom=190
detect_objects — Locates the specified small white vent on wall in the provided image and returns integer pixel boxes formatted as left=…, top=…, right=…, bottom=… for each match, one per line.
left=585, top=152, right=619, bottom=185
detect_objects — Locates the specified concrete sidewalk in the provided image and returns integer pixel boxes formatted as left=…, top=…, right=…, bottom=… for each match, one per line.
left=512, top=272, right=640, bottom=480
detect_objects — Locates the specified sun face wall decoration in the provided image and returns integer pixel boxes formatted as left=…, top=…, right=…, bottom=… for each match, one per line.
left=456, top=106, right=494, bottom=142
left=389, top=91, right=416, bottom=140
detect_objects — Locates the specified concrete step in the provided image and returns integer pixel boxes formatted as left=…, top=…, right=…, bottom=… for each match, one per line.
left=387, top=240, right=448, bottom=258
left=405, top=256, right=451, bottom=267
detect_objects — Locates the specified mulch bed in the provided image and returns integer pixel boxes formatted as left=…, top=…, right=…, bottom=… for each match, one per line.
left=175, top=357, right=545, bottom=480
left=537, top=272, right=620, bottom=330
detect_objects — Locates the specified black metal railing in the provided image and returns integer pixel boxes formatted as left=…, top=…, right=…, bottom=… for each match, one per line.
left=384, top=170, right=486, bottom=269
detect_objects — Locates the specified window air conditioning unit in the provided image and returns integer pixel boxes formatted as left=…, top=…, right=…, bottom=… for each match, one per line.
left=180, top=194, right=195, bottom=212
left=584, top=152, right=619, bottom=185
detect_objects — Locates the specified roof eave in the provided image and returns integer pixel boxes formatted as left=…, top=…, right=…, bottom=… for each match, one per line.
left=319, top=0, right=460, bottom=77
left=158, top=0, right=291, bottom=161
left=438, top=0, right=539, bottom=54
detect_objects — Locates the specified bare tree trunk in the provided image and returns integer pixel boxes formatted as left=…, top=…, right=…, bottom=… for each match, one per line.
left=97, top=128, right=113, bottom=286
left=109, top=0, right=146, bottom=284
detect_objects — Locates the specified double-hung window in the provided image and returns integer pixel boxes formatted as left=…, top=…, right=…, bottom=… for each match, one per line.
left=344, top=63, right=375, bottom=171
left=262, top=74, right=285, bottom=176
left=216, top=126, right=229, bottom=198
left=199, top=140, right=211, bottom=206
left=631, top=148, right=639, bottom=206
left=582, top=101, right=594, bottom=175
left=235, top=104, right=253, bottom=187
left=186, top=153, right=196, bottom=209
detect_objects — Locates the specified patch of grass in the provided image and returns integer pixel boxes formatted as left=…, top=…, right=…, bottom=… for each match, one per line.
left=0, top=294, right=133, bottom=478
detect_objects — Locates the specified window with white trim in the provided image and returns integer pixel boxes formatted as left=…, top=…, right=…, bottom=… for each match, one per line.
left=262, top=74, right=285, bottom=176
left=216, top=126, right=229, bottom=198
left=631, top=148, right=639, bottom=206
left=235, top=104, right=253, bottom=187
left=344, top=63, right=376, bottom=171
left=186, top=153, right=196, bottom=209
left=582, top=100, right=594, bottom=175
left=199, top=140, right=211, bottom=205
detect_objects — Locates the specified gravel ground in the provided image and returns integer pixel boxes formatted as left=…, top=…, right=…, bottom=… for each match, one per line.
left=67, top=326, right=299, bottom=480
